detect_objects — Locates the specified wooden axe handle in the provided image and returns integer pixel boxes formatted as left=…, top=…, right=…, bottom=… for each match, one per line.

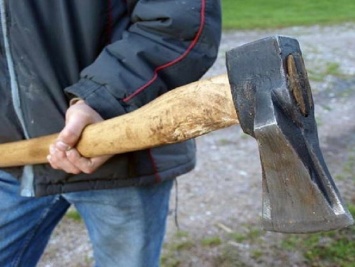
left=0, top=75, right=239, bottom=167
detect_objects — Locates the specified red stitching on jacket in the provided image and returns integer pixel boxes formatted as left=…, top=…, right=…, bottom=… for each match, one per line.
left=123, top=0, right=206, bottom=102
left=105, top=0, right=113, bottom=44
left=148, top=149, right=161, bottom=183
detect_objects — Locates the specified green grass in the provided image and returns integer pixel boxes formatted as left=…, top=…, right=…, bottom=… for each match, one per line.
left=222, top=0, right=355, bottom=29
left=162, top=215, right=355, bottom=266
left=65, top=208, right=82, bottom=222
left=201, top=236, right=222, bottom=247
left=161, top=231, right=195, bottom=267
left=281, top=205, right=355, bottom=267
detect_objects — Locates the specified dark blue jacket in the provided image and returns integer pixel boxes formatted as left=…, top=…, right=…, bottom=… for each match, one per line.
left=0, top=0, right=221, bottom=196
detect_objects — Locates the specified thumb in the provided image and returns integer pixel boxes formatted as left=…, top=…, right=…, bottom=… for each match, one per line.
left=55, top=112, right=88, bottom=151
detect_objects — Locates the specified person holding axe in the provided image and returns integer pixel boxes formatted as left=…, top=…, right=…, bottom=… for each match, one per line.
left=0, top=1, right=221, bottom=266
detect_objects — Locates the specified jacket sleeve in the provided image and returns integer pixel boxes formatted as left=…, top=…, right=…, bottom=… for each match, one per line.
left=65, top=0, right=222, bottom=119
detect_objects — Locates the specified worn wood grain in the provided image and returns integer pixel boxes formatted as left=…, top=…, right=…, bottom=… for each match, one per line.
left=0, top=75, right=239, bottom=167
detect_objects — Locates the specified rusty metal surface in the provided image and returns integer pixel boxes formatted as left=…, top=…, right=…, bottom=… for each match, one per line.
left=226, top=36, right=354, bottom=233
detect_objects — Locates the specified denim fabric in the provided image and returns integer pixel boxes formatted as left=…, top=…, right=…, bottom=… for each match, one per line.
left=0, top=171, right=173, bottom=267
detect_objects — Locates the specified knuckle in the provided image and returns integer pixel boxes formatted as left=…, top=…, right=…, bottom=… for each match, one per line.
left=82, top=163, right=95, bottom=174
left=82, top=167, right=95, bottom=174
left=50, top=164, right=59, bottom=170
left=70, top=169, right=82, bottom=175
left=60, top=130, right=80, bottom=143
left=48, top=160, right=60, bottom=170
left=56, top=151, right=67, bottom=160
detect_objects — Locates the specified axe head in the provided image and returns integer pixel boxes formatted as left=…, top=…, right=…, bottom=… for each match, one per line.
left=226, top=36, right=354, bottom=233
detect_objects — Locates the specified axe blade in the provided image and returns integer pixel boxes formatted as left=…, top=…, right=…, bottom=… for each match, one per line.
left=226, top=36, right=354, bottom=233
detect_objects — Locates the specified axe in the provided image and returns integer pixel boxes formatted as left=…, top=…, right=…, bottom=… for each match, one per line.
left=0, top=36, right=353, bottom=233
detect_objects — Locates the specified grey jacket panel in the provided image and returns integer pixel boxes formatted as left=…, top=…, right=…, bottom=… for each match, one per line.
left=66, top=0, right=221, bottom=118
left=0, top=0, right=221, bottom=196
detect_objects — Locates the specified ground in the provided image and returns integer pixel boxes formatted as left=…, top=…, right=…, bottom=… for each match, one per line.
left=38, top=23, right=355, bottom=267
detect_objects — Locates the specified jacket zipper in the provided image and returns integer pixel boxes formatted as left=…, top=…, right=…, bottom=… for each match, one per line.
left=0, top=0, right=35, bottom=197
left=0, top=0, right=29, bottom=138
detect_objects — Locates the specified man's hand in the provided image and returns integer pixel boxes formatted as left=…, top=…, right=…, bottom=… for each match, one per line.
left=47, top=100, right=112, bottom=174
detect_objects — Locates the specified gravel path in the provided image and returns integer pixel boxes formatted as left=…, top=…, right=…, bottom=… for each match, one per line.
left=39, top=23, right=355, bottom=267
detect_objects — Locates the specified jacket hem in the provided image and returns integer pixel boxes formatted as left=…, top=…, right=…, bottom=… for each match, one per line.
left=34, top=160, right=195, bottom=197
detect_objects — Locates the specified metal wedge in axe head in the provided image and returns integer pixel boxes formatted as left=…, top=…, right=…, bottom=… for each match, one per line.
left=226, top=35, right=354, bottom=233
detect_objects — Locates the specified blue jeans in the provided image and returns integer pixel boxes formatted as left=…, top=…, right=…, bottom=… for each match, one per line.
left=0, top=171, right=173, bottom=267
